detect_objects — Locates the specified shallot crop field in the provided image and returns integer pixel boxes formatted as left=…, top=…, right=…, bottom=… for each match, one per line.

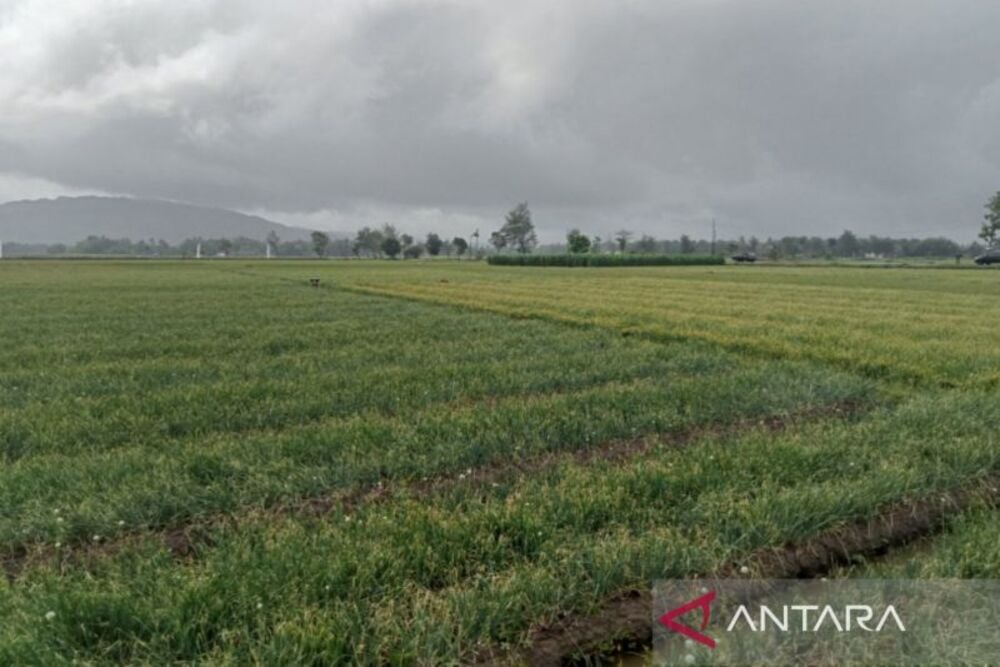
left=1, top=260, right=997, bottom=665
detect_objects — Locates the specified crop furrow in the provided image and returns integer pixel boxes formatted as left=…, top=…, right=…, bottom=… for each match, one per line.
left=504, top=474, right=1000, bottom=666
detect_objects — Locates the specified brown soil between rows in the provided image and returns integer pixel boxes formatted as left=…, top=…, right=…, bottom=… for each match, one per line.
left=507, top=473, right=1000, bottom=667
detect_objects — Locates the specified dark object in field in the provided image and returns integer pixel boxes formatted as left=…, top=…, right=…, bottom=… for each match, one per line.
left=309, top=277, right=320, bottom=287
left=974, top=254, right=1000, bottom=266
left=731, top=253, right=757, bottom=263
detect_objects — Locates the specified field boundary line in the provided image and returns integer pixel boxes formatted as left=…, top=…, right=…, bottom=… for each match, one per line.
left=341, top=283, right=938, bottom=389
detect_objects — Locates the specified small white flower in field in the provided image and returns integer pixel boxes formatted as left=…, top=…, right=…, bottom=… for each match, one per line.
left=537, top=531, right=543, bottom=537
left=92, top=534, right=101, bottom=542
left=466, top=468, right=472, bottom=475
left=256, top=602, right=263, bottom=610
left=117, top=520, right=125, bottom=527
left=45, top=611, right=56, bottom=621
left=53, top=509, right=60, bottom=515
left=684, top=639, right=695, bottom=649
left=458, top=473, right=466, bottom=480
left=739, top=565, right=750, bottom=575
left=684, top=653, right=695, bottom=664
left=54, top=542, right=62, bottom=549
left=491, top=482, right=499, bottom=488
left=56, top=517, right=64, bottom=524
left=344, top=515, right=352, bottom=522
left=700, top=587, right=709, bottom=594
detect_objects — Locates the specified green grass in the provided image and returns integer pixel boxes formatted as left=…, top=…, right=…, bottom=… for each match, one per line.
left=0, top=259, right=998, bottom=664
left=296, top=261, right=1000, bottom=387
left=0, top=262, right=870, bottom=551
left=1, top=390, right=998, bottom=664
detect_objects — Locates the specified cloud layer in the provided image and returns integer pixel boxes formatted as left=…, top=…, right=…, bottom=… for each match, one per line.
left=2, top=0, right=998, bottom=240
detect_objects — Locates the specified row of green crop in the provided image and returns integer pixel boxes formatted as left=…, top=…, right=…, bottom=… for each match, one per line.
left=2, top=390, right=997, bottom=665
left=0, top=358, right=867, bottom=553
left=0, top=285, right=731, bottom=462
left=487, top=253, right=725, bottom=266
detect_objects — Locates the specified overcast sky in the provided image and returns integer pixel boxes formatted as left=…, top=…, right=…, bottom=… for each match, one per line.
left=2, top=0, right=998, bottom=242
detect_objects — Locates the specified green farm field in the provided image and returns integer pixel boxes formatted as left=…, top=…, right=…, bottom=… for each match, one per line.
left=1, top=260, right=998, bottom=665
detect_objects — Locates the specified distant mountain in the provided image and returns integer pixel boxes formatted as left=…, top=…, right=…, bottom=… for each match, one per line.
left=0, top=196, right=317, bottom=244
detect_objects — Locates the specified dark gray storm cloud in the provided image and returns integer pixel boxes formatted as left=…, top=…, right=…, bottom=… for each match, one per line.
left=1, top=0, right=998, bottom=240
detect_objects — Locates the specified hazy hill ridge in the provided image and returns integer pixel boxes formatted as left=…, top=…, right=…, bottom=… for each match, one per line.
left=0, top=196, right=315, bottom=244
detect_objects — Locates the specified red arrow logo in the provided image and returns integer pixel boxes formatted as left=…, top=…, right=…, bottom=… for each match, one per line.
left=659, top=590, right=717, bottom=649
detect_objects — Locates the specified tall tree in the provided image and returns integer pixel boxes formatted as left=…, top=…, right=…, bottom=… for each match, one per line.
left=266, top=230, right=280, bottom=255
left=493, top=202, right=537, bottom=254
left=837, top=230, right=861, bottom=257
left=679, top=234, right=695, bottom=254
left=614, top=230, right=632, bottom=253
left=353, top=227, right=384, bottom=257
left=981, top=191, right=1000, bottom=249
left=452, top=237, right=469, bottom=256
left=381, top=236, right=402, bottom=259
left=425, top=233, right=444, bottom=256
left=637, top=234, right=657, bottom=253
left=311, top=231, right=330, bottom=257
left=566, top=229, right=591, bottom=254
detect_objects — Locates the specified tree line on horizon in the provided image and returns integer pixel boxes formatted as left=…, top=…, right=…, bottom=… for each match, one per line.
left=487, top=201, right=993, bottom=260
left=4, top=194, right=997, bottom=259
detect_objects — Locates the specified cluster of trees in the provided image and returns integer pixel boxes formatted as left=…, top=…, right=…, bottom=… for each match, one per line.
left=3, top=233, right=354, bottom=258
left=485, top=204, right=986, bottom=260
left=547, top=229, right=985, bottom=259
left=734, top=232, right=985, bottom=261
left=2, top=228, right=476, bottom=259
left=341, top=225, right=471, bottom=259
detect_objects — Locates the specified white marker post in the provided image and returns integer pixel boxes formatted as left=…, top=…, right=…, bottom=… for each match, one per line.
left=266, top=242, right=272, bottom=259
left=196, top=242, right=202, bottom=259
